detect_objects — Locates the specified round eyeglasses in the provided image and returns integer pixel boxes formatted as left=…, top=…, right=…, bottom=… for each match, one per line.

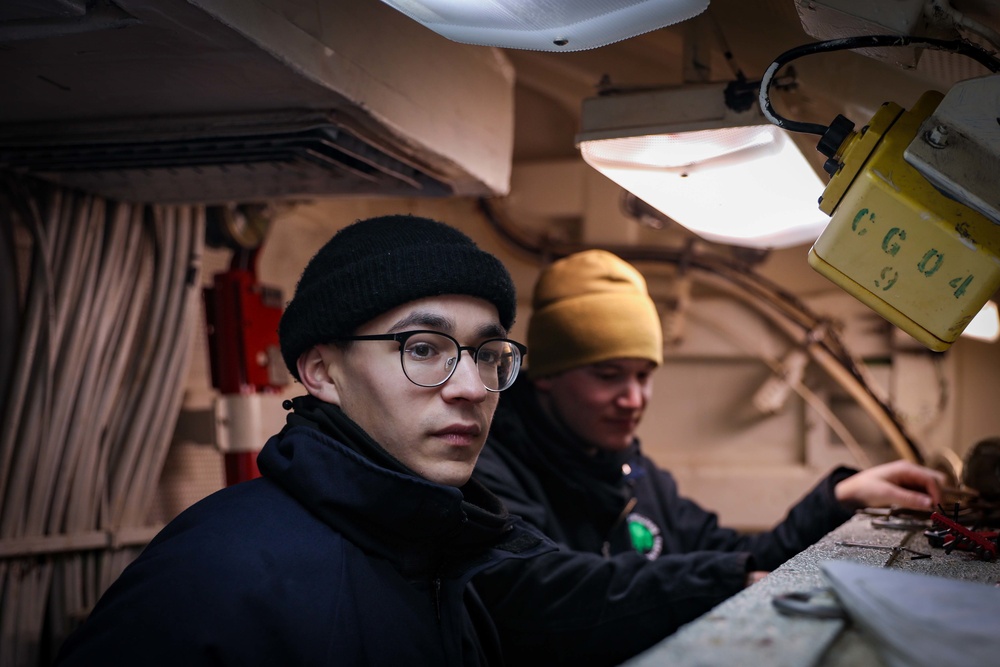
left=338, top=330, right=527, bottom=392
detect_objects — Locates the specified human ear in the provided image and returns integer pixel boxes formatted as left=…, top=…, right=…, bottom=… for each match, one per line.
left=296, top=345, right=342, bottom=405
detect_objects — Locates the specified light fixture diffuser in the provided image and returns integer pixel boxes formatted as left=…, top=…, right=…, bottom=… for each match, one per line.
left=577, top=84, right=830, bottom=249
left=961, top=300, right=1000, bottom=343
left=379, top=0, right=709, bottom=52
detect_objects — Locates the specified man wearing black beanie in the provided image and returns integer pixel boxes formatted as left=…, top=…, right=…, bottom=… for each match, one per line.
left=56, top=215, right=550, bottom=666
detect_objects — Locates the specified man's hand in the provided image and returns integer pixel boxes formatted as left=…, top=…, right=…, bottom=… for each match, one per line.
left=834, top=460, right=947, bottom=511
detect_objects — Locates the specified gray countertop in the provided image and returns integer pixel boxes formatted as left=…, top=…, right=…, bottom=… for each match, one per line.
left=622, top=512, right=1000, bottom=667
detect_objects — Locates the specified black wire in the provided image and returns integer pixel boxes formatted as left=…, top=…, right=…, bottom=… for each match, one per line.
left=760, top=35, right=1000, bottom=136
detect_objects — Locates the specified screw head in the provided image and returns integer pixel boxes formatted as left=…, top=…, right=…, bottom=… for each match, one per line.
left=925, top=124, right=949, bottom=148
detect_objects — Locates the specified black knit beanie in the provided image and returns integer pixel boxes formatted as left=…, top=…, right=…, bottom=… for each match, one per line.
left=279, top=215, right=517, bottom=380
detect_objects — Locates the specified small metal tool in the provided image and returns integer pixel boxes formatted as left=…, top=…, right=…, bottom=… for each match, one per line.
left=836, top=541, right=931, bottom=560
left=772, top=587, right=846, bottom=620
left=871, top=517, right=932, bottom=531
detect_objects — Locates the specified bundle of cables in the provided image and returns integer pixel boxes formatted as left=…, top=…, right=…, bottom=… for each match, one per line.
left=0, top=177, right=205, bottom=666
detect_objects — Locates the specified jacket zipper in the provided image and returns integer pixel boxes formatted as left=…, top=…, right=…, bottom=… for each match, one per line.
left=432, top=576, right=442, bottom=621
left=602, top=496, right=638, bottom=558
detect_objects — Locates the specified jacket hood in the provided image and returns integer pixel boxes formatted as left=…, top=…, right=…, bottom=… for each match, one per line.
left=257, top=419, right=530, bottom=577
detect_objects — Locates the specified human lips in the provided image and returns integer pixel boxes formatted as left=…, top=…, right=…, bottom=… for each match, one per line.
left=605, top=415, right=639, bottom=432
left=432, top=423, right=483, bottom=446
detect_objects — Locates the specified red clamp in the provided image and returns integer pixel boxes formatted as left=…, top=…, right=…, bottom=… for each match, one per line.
left=925, top=511, right=998, bottom=561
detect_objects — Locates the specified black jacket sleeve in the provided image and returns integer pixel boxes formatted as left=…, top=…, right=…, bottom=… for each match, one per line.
left=717, top=466, right=858, bottom=570
left=631, top=457, right=857, bottom=572
left=473, top=445, right=857, bottom=666
left=475, top=544, right=750, bottom=665
left=473, top=448, right=749, bottom=665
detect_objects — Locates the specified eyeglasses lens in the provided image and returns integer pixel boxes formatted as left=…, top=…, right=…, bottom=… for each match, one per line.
left=477, top=339, right=520, bottom=391
left=399, top=332, right=520, bottom=391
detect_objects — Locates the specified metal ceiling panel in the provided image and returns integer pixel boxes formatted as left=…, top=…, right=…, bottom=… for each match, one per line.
left=0, top=0, right=514, bottom=202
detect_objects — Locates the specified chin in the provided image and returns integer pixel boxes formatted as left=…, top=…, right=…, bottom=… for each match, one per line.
left=597, top=437, right=634, bottom=453
left=427, top=464, right=475, bottom=488
left=591, top=438, right=631, bottom=452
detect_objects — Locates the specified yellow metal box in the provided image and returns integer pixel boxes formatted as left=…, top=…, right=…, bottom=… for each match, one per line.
left=808, top=92, right=1000, bottom=351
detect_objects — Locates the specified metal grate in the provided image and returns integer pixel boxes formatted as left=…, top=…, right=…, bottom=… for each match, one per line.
left=0, top=113, right=452, bottom=203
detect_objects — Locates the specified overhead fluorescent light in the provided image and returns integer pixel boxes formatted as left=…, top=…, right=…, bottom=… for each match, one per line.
left=961, top=300, right=1000, bottom=343
left=379, top=0, right=709, bottom=51
left=576, top=83, right=829, bottom=249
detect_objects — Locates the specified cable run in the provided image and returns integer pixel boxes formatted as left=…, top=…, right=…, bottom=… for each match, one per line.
left=759, top=34, right=1000, bottom=135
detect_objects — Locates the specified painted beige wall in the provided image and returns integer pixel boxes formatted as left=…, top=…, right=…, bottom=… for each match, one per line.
left=173, top=176, right=1000, bottom=532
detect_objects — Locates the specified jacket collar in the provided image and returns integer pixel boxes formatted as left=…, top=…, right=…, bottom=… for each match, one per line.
left=258, top=400, right=544, bottom=577
left=490, top=376, right=635, bottom=533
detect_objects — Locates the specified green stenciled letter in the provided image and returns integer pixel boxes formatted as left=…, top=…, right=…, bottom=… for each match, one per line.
left=852, top=208, right=875, bottom=236
left=917, top=249, right=944, bottom=276
left=875, top=266, right=899, bottom=291
left=881, top=227, right=906, bottom=256
left=949, top=274, right=973, bottom=298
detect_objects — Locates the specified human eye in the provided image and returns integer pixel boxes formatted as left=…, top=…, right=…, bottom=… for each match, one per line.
left=476, top=347, right=501, bottom=366
left=403, top=334, right=445, bottom=362
left=636, top=364, right=657, bottom=384
left=591, top=366, right=621, bottom=381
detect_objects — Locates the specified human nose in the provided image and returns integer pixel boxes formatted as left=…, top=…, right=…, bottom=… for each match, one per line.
left=617, top=378, right=645, bottom=408
left=441, top=349, right=488, bottom=401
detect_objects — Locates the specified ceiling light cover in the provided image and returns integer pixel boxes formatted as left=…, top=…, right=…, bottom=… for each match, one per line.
left=961, top=300, right=1000, bottom=343
left=379, top=0, right=709, bottom=51
left=577, top=85, right=829, bottom=249
left=585, top=125, right=778, bottom=169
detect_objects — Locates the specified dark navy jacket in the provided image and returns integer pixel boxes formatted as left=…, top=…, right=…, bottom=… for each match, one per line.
left=56, top=422, right=550, bottom=666
left=473, top=377, right=855, bottom=666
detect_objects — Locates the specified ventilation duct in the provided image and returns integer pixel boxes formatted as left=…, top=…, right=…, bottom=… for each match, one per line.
left=1, top=112, right=451, bottom=203
left=0, top=0, right=514, bottom=203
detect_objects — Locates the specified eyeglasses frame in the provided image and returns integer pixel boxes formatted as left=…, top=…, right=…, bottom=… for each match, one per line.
left=335, top=329, right=527, bottom=392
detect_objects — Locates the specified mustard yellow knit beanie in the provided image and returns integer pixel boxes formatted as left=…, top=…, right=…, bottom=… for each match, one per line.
left=527, top=250, right=663, bottom=378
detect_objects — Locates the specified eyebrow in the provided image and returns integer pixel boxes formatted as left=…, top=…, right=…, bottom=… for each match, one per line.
left=388, top=310, right=507, bottom=339
left=476, top=321, right=507, bottom=339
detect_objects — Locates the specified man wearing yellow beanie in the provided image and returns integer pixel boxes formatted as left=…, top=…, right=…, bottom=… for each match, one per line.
left=473, top=249, right=945, bottom=666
